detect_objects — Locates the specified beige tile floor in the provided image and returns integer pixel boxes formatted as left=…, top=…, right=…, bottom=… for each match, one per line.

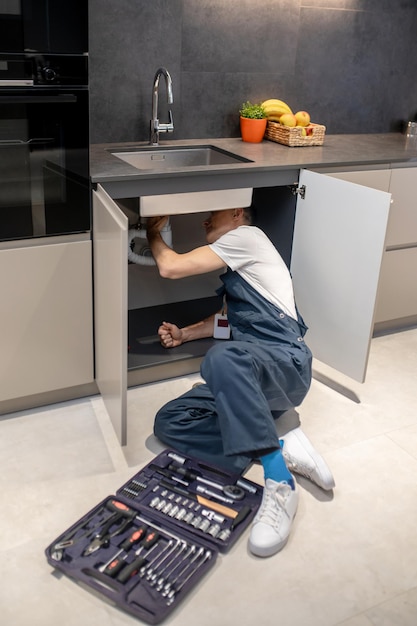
left=1, top=328, right=417, bottom=626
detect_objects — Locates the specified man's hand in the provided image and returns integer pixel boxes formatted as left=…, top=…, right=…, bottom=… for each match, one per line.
left=158, top=321, right=184, bottom=348
left=146, top=216, right=169, bottom=240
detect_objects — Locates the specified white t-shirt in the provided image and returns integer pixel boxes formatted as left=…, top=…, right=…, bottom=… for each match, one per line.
left=209, top=225, right=297, bottom=319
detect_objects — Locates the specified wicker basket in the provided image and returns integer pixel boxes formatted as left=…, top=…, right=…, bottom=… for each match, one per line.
left=265, top=121, right=326, bottom=147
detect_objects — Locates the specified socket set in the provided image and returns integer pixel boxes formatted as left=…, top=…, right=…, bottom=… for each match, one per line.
left=45, top=449, right=262, bottom=624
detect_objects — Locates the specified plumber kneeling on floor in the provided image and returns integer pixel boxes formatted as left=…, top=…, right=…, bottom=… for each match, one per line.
left=146, top=201, right=335, bottom=558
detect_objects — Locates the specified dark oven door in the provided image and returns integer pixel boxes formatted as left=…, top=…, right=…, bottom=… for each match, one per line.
left=0, top=88, right=90, bottom=240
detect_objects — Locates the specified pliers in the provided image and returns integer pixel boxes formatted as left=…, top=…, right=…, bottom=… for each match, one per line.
left=83, top=500, right=136, bottom=556
left=51, top=500, right=135, bottom=561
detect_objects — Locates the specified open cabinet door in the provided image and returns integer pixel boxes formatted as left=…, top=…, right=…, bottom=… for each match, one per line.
left=290, top=169, right=391, bottom=382
left=93, top=184, right=128, bottom=444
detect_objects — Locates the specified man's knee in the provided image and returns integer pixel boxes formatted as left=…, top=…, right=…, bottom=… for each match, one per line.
left=202, top=343, right=248, bottom=380
left=153, top=402, right=173, bottom=440
left=153, top=407, right=163, bottom=439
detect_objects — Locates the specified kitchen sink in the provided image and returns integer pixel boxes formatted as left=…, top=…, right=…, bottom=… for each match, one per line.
left=111, top=145, right=252, bottom=170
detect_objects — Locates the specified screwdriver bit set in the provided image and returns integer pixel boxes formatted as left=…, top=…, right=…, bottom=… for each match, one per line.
left=45, top=449, right=262, bottom=624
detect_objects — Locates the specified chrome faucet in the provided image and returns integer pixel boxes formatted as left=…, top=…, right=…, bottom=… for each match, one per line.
left=150, top=67, right=174, bottom=146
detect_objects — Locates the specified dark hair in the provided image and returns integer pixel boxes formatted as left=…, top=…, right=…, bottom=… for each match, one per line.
left=242, top=205, right=255, bottom=225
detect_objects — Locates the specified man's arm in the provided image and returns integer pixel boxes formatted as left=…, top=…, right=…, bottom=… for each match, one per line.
left=147, top=216, right=225, bottom=279
left=158, top=314, right=217, bottom=348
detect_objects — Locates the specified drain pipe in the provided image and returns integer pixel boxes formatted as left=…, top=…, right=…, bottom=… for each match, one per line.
left=128, top=219, right=172, bottom=265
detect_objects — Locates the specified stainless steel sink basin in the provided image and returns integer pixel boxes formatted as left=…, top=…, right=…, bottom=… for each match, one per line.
left=111, top=145, right=252, bottom=170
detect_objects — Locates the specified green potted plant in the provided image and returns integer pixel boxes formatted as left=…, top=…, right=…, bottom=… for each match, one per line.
left=239, top=101, right=268, bottom=143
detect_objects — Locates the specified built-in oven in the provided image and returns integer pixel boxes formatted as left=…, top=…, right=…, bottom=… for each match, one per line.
left=0, top=0, right=87, bottom=54
left=0, top=53, right=89, bottom=240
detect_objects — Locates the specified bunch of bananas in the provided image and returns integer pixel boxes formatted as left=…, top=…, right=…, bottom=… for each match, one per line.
left=261, top=99, right=293, bottom=122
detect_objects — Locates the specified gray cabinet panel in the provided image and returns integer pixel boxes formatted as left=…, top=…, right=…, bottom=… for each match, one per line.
left=374, top=248, right=417, bottom=323
left=0, top=240, right=94, bottom=401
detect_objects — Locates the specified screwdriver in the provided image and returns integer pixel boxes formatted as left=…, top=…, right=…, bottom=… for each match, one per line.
left=116, top=530, right=160, bottom=583
left=100, top=524, right=147, bottom=575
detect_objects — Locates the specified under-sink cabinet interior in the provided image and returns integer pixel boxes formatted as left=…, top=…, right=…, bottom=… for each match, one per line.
left=93, top=170, right=391, bottom=445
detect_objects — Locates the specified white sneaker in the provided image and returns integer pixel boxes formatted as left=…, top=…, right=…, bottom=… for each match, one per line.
left=248, top=478, right=298, bottom=557
left=281, top=427, right=335, bottom=491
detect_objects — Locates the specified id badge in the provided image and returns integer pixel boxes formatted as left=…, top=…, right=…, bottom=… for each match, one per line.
left=213, top=313, right=231, bottom=339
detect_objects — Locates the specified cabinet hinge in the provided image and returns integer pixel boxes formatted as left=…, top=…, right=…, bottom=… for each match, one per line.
left=288, top=184, right=306, bottom=200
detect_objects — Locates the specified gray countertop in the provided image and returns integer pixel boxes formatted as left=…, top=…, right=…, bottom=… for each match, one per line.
left=90, top=133, right=417, bottom=180
left=90, top=133, right=417, bottom=198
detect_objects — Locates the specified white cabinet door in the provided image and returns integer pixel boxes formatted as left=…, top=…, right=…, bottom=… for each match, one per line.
left=0, top=240, right=93, bottom=401
left=93, top=184, right=128, bottom=445
left=291, top=169, right=391, bottom=382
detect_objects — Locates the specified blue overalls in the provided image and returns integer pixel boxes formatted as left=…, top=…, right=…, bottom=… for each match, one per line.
left=154, top=269, right=313, bottom=474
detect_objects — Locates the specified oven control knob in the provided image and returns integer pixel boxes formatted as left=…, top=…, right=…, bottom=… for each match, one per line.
left=42, top=67, right=58, bottom=82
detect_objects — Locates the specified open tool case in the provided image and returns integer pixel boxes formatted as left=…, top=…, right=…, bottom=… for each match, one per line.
left=45, top=449, right=262, bottom=624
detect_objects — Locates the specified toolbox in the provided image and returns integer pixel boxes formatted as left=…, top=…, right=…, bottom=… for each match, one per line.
left=45, top=449, right=262, bottom=624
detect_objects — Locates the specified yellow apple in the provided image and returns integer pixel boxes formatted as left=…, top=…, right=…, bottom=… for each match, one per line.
left=294, top=110, right=311, bottom=127
left=280, top=113, right=297, bottom=127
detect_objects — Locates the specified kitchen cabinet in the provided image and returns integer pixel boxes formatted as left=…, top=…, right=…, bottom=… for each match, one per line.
left=375, top=165, right=417, bottom=330
left=315, top=165, right=417, bottom=331
left=93, top=170, right=391, bottom=445
left=0, top=237, right=94, bottom=411
left=384, top=166, right=417, bottom=247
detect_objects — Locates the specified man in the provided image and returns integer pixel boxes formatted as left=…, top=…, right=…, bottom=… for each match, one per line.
left=146, top=206, right=334, bottom=558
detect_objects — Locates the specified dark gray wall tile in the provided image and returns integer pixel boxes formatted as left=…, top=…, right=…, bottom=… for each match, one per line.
left=89, top=0, right=182, bottom=143
left=178, top=72, right=297, bottom=139
left=295, top=6, right=417, bottom=133
left=89, top=0, right=417, bottom=142
left=181, top=0, right=299, bottom=73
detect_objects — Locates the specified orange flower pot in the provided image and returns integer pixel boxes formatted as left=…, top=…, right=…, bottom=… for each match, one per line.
left=240, top=116, right=267, bottom=143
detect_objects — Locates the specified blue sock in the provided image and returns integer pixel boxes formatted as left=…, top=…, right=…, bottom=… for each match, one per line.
left=260, top=449, right=294, bottom=488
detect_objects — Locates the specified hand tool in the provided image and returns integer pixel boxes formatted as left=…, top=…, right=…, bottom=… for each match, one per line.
left=156, top=545, right=196, bottom=591
left=120, top=485, right=147, bottom=499
left=150, top=540, right=188, bottom=587
left=190, top=515, right=202, bottom=528
left=217, top=528, right=231, bottom=542
left=108, top=529, right=160, bottom=583
left=144, top=539, right=181, bottom=581
left=167, top=463, right=245, bottom=500
left=167, top=451, right=186, bottom=465
left=108, top=530, right=159, bottom=582
left=201, top=509, right=225, bottom=524
left=164, top=548, right=212, bottom=604
left=207, top=523, right=221, bottom=538
left=148, top=463, right=189, bottom=486
left=99, top=524, right=147, bottom=574
left=236, top=477, right=258, bottom=494
left=83, top=501, right=136, bottom=556
left=158, top=479, right=239, bottom=519
left=161, top=545, right=204, bottom=597
left=117, top=535, right=173, bottom=584
left=115, top=539, right=160, bottom=583
left=197, top=519, right=210, bottom=533
left=195, top=484, right=235, bottom=504
left=51, top=504, right=109, bottom=560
